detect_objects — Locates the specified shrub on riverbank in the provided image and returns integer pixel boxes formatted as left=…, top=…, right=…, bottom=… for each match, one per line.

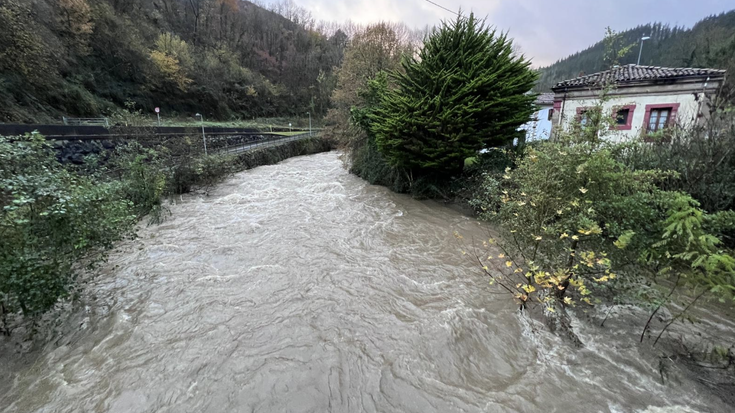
left=0, top=135, right=137, bottom=326
left=330, top=15, right=535, bottom=197
left=232, top=136, right=333, bottom=171
left=0, top=133, right=332, bottom=333
left=619, top=109, right=735, bottom=246
left=468, top=104, right=735, bottom=344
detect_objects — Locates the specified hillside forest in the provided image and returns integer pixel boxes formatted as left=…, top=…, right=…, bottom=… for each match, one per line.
left=536, top=10, right=735, bottom=92
left=0, top=0, right=349, bottom=123
left=1, top=1, right=734, bottom=123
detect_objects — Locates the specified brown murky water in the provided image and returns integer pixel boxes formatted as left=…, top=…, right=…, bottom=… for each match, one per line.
left=0, top=152, right=729, bottom=412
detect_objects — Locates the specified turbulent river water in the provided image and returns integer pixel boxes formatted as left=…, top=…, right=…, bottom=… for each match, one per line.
left=1, top=152, right=730, bottom=413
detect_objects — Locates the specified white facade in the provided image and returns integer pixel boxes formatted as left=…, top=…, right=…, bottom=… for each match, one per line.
left=550, top=66, right=725, bottom=142
left=522, top=93, right=555, bottom=142
left=523, top=104, right=553, bottom=141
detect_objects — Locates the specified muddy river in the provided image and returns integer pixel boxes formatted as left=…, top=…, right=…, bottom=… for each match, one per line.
left=1, top=152, right=729, bottom=412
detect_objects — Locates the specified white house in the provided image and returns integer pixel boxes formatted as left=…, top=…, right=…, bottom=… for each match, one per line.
left=522, top=93, right=554, bottom=141
left=550, top=64, right=726, bottom=141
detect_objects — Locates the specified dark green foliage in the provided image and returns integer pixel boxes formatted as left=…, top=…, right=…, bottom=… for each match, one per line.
left=536, top=11, right=735, bottom=93
left=111, top=142, right=169, bottom=221
left=347, top=72, right=411, bottom=192
left=0, top=134, right=136, bottom=319
left=232, top=136, right=334, bottom=170
left=368, top=14, right=538, bottom=175
left=619, top=109, right=735, bottom=246
left=0, top=132, right=331, bottom=332
left=349, top=135, right=411, bottom=193
left=468, top=103, right=735, bottom=343
left=621, top=111, right=735, bottom=214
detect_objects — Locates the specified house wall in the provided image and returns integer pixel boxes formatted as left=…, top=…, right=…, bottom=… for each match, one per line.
left=522, top=105, right=553, bottom=141
left=551, top=78, right=722, bottom=141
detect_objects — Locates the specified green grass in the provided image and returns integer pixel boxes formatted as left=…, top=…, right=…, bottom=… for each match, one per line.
left=271, top=131, right=312, bottom=136
left=154, top=117, right=318, bottom=131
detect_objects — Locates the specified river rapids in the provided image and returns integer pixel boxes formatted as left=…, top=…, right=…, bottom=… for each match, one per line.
left=1, top=152, right=730, bottom=413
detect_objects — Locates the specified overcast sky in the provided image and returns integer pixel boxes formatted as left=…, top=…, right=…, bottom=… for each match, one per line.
left=263, top=0, right=734, bottom=67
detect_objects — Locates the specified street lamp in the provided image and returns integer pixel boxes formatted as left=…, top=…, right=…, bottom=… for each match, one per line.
left=307, top=112, right=311, bottom=136
left=637, top=35, right=651, bottom=65
left=196, top=113, right=207, bottom=155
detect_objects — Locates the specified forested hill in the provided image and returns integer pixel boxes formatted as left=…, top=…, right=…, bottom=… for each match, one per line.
left=0, top=0, right=347, bottom=123
left=535, top=10, right=735, bottom=92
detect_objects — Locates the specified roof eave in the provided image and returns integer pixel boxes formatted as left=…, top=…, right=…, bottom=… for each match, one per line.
left=552, top=73, right=726, bottom=93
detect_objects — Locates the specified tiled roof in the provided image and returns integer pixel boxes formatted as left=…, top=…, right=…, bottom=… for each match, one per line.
left=553, top=64, right=726, bottom=90
left=535, top=93, right=555, bottom=105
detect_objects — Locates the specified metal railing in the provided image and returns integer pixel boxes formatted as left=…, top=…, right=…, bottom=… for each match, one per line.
left=62, top=117, right=110, bottom=128
left=214, top=132, right=318, bottom=154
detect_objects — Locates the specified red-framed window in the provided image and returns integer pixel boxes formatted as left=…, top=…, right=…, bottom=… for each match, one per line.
left=610, top=105, right=636, bottom=130
left=576, top=106, right=592, bottom=126
left=643, top=103, right=680, bottom=133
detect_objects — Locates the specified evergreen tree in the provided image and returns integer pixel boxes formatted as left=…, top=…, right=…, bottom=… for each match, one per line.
left=368, top=13, right=538, bottom=175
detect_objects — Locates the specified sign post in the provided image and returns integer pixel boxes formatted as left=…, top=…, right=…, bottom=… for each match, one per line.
left=155, top=107, right=161, bottom=126
left=196, top=113, right=207, bottom=155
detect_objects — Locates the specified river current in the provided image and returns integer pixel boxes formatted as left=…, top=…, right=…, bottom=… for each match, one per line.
left=0, top=152, right=728, bottom=412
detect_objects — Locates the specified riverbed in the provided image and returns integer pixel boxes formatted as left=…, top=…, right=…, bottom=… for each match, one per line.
left=0, top=152, right=729, bottom=412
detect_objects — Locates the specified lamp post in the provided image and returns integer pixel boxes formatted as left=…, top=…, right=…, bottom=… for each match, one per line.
left=196, top=113, right=207, bottom=155
left=307, top=112, right=311, bottom=136
left=637, top=35, right=651, bottom=65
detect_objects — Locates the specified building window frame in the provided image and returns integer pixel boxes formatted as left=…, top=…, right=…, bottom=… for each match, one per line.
left=610, top=104, right=636, bottom=131
left=643, top=103, right=680, bottom=134
left=576, top=106, right=592, bottom=125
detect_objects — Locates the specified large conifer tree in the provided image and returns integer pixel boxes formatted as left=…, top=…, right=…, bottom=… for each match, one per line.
left=369, top=13, right=538, bottom=174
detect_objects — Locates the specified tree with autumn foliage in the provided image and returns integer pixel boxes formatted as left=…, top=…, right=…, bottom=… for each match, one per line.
left=149, top=33, right=193, bottom=92
left=0, top=0, right=346, bottom=122
left=323, top=22, right=418, bottom=190
left=57, top=0, right=94, bottom=55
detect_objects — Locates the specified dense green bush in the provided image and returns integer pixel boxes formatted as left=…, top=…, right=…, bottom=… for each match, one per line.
left=346, top=73, right=412, bottom=193
left=468, top=103, right=735, bottom=341
left=0, top=132, right=331, bottom=332
left=0, top=135, right=136, bottom=323
left=110, top=142, right=170, bottom=222
left=368, top=13, right=537, bottom=176
left=620, top=109, right=735, bottom=214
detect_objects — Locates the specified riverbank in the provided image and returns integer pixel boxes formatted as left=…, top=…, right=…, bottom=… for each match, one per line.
left=229, top=135, right=333, bottom=172
left=3, top=151, right=731, bottom=412
left=418, top=191, right=735, bottom=408
left=0, top=134, right=334, bottom=336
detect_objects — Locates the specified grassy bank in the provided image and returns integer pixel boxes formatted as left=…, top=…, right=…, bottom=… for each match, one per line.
left=137, top=117, right=320, bottom=131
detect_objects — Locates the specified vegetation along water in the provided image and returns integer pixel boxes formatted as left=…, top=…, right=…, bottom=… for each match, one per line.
left=2, top=1, right=735, bottom=412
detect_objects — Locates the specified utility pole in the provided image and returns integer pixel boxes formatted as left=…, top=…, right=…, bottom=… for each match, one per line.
left=307, top=112, right=311, bottom=136
left=196, top=113, right=207, bottom=155
left=637, top=35, right=651, bottom=65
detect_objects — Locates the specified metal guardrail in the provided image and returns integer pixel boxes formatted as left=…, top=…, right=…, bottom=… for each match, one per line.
left=62, top=117, right=110, bottom=127
left=0, top=124, right=322, bottom=140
